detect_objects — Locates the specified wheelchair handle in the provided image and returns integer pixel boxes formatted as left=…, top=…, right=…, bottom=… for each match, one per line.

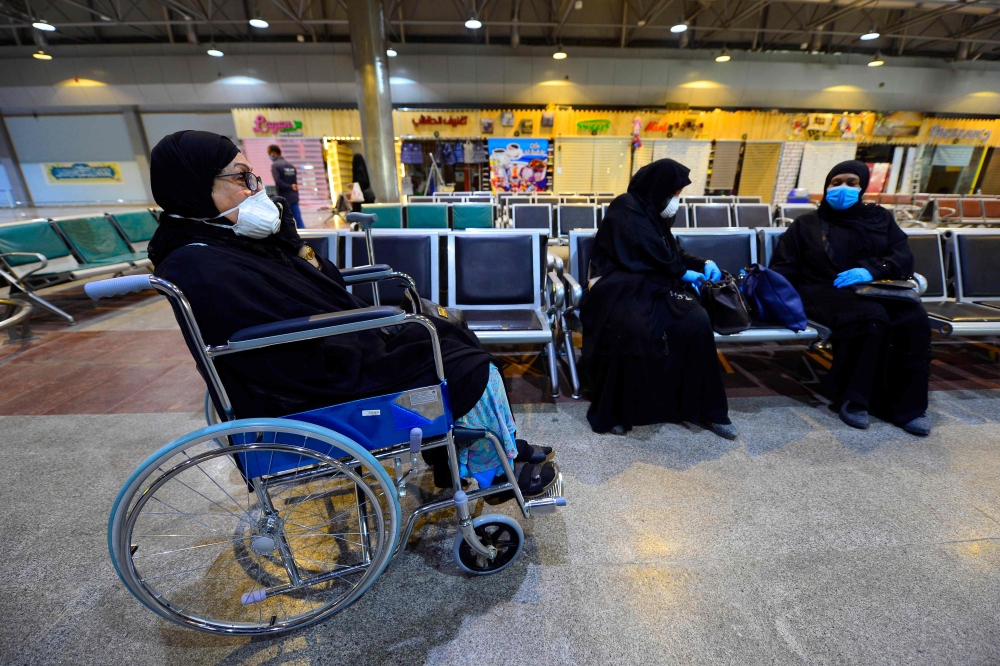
left=346, top=212, right=378, bottom=231
left=85, top=274, right=153, bottom=300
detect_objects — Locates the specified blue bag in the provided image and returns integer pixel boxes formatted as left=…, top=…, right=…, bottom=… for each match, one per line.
left=741, top=264, right=808, bottom=331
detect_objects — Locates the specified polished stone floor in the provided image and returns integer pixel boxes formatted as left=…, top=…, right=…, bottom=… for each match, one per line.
left=2, top=282, right=1000, bottom=665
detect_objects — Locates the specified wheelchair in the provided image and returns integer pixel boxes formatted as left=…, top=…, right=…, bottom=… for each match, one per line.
left=90, top=214, right=565, bottom=635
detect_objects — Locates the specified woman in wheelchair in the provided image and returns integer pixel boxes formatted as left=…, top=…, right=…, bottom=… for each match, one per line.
left=146, top=130, right=556, bottom=496
left=770, top=161, right=931, bottom=436
left=579, top=158, right=735, bottom=439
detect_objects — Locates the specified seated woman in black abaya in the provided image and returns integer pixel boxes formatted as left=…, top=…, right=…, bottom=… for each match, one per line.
left=770, top=160, right=931, bottom=436
left=145, top=130, right=556, bottom=496
left=579, top=159, right=735, bottom=439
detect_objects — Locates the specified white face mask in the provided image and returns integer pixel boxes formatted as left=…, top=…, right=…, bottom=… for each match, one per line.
left=206, top=191, right=281, bottom=239
left=660, top=196, right=681, bottom=219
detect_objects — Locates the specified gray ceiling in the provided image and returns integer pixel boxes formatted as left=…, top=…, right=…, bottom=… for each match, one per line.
left=2, top=0, right=1000, bottom=62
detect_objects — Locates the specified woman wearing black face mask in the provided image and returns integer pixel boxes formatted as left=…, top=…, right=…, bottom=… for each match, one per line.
left=579, top=158, right=734, bottom=438
left=770, top=160, right=931, bottom=435
left=147, top=131, right=558, bottom=497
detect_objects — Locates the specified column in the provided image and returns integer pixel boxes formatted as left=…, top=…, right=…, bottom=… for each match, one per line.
left=122, top=106, right=155, bottom=202
left=345, top=0, right=399, bottom=203
left=0, top=113, right=33, bottom=206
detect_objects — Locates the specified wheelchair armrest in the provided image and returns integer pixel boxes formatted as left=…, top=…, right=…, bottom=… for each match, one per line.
left=341, top=264, right=394, bottom=284
left=562, top=273, right=583, bottom=307
left=807, top=319, right=832, bottom=340
left=224, top=306, right=406, bottom=351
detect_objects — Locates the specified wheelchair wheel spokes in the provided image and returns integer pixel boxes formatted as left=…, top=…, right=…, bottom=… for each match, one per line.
left=111, top=424, right=398, bottom=635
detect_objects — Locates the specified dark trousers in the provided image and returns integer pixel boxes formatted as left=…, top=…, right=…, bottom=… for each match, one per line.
left=829, top=301, right=931, bottom=425
left=289, top=203, right=305, bottom=229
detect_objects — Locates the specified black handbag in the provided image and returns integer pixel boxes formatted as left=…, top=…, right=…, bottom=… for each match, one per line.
left=700, top=270, right=753, bottom=335
left=851, top=279, right=920, bottom=304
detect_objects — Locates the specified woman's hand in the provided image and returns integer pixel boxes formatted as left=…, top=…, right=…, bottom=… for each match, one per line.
left=682, top=270, right=705, bottom=295
left=703, top=260, right=722, bottom=282
left=833, top=267, right=873, bottom=288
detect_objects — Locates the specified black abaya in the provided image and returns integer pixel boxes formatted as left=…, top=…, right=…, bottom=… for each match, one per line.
left=769, top=160, right=930, bottom=424
left=579, top=159, right=730, bottom=433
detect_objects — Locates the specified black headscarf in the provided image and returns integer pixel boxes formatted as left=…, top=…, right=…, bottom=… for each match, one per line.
left=627, top=159, right=692, bottom=223
left=151, top=130, right=239, bottom=219
left=352, top=153, right=376, bottom=203
left=147, top=130, right=303, bottom=267
left=816, top=159, right=890, bottom=257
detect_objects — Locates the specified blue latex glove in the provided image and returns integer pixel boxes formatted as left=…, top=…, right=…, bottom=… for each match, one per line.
left=834, top=267, right=873, bottom=288
left=703, top=260, right=722, bottom=282
left=682, top=269, right=705, bottom=295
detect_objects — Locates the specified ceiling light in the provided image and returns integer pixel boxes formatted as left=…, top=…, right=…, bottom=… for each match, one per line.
left=636, top=19, right=646, bottom=26
left=860, top=26, right=880, bottom=41
left=32, top=50, right=52, bottom=60
left=386, top=45, right=397, bottom=57
left=465, top=17, right=482, bottom=29
left=32, top=20, right=56, bottom=31
left=670, top=18, right=688, bottom=33
left=715, top=49, right=731, bottom=62
left=552, top=45, right=567, bottom=59
left=574, top=0, right=583, bottom=8
left=249, top=17, right=268, bottom=28
left=868, top=51, right=884, bottom=67
left=207, top=47, right=224, bottom=57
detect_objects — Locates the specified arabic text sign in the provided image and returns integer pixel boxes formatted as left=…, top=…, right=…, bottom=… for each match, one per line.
left=44, top=162, right=123, bottom=185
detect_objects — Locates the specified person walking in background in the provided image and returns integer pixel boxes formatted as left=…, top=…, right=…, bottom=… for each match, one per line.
left=268, top=145, right=304, bottom=229
left=351, top=153, right=377, bottom=213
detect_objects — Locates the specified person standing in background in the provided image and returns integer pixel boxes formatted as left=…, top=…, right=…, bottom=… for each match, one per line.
left=268, top=145, right=304, bottom=229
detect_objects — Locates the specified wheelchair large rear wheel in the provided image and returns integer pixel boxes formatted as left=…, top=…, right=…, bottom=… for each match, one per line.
left=108, top=420, right=399, bottom=634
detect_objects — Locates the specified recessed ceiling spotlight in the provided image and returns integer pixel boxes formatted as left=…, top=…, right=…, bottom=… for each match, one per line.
left=465, top=17, right=482, bottom=29
left=249, top=17, right=268, bottom=28
left=32, top=20, right=56, bottom=31
left=860, top=26, right=880, bottom=41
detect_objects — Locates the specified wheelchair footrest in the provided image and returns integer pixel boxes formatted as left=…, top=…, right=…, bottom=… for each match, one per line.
left=525, top=467, right=565, bottom=515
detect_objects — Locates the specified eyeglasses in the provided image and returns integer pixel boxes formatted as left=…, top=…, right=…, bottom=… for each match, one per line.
left=215, top=170, right=262, bottom=192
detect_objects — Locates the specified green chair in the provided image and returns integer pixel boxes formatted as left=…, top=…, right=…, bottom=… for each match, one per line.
left=0, top=219, right=137, bottom=325
left=451, top=203, right=494, bottom=230
left=406, top=203, right=449, bottom=229
left=110, top=210, right=159, bottom=252
left=51, top=216, right=149, bottom=267
left=361, top=203, right=404, bottom=229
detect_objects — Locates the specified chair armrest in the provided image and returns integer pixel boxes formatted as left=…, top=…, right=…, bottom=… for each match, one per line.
left=0, top=252, right=48, bottom=279
left=546, top=271, right=565, bottom=310
left=341, top=264, right=393, bottom=283
left=773, top=217, right=793, bottom=227
left=222, top=306, right=406, bottom=351
left=562, top=272, right=583, bottom=307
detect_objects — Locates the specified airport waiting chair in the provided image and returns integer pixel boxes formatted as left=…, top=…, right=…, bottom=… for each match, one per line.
left=959, top=198, right=985, bottom=225
left=595, top=196, right=615, bottom=208
left=736, top=196, right=762, bottom=204
left=434, top=195, right=466, bottom=205
left=673, top=204, right=690, bottom=228
left=360, top=203, right=404, bottom=229
left=451, top=203, right=494, bottom=230
left=683, top=197, right=709, bottom=205
left=534, top=195, right=559, bottom=207
left=557, top=204, right=598, bottom=238
left=406, top=203, right=450, bottom=229
left=511, top=204, right=553, bottom=233
left=503, top=196, right=533, bottom=213
left=448, top=230, right=564, bottom=397
left=407, top=195, right=435, bottom=204
left=297, top=230, right=339, bottom=264
left=934, top=198, right=961, bottom=225
left=51, top=215, right=150, bottom=268
left=863, top=193, right=879, bottom=204
left=691, top=204, right=732, bottom=228
left=465, top=196, right=493, bottom=204
left=344, top=230, right=441, bottom=305
left=710, top=197, right=737, bottom=204
left=109, top=210, right=159, bottom=253
left=983, top=199, right=1000, bottom=225
left=915, top=229, right=1000, bottom=336
left=733, top=203, right=772, bottom=228
left=757, top=227, right=786, bottom=267
left=561, top=196, right=590, bottom=205
left=775, top=204, right=817, bottom=226
left=0, top=219, right=139, bottom=325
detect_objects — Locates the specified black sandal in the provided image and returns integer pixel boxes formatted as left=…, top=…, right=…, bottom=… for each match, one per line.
left=514, top=438, right=554, bottom=464
left=485, top=461, right=558, bottom=505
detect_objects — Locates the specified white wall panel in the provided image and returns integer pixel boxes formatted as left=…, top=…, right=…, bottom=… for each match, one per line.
left=652, top=140, right=713, bottom=196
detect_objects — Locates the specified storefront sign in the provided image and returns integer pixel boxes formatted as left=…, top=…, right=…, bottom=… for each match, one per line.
left=252, top=114, right=304, bottom=136
left=872, top=111, right=923, bottom=137
left=488, top=139, right=548, bottom=193
left=928, top=125, right=992, bottom=142
left=411, top=114, right=468, bottom=128
left=44, top=162, right=122, bottom=184
left=576, top=119, right=611, bottom=134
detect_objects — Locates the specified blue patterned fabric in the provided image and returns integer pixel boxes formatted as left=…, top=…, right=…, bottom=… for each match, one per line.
left=455, top=365, right=518, bottom=482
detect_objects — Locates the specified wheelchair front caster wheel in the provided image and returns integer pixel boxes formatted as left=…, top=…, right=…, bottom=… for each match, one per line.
left=453, top=514, right=524, bottom=575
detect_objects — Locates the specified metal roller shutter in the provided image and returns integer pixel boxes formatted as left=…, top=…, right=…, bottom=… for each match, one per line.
left=798, top=142, right=858, bottom=195
left=554, top=138, right=595, bottom=193
left=242, top=137, right=331, bottom=214
left=652, top=140, right=712, bottom=195
left=591, top=138, right=631, bottom=194
left=738, top=141, right=782, bottom=203
left=709, top=140, right=742, bottom=191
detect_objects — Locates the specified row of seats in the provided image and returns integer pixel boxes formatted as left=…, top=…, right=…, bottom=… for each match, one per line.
left=0, top=210, right=159, bottom=325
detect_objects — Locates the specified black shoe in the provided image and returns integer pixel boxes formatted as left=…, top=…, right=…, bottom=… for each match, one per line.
left=608, top=425, right=626, bottom=436
left=485, top=462, right=558, bottom=505
left=839, top=401, right=870, bottom=430
left=515, top=438, right=554, bottom=464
